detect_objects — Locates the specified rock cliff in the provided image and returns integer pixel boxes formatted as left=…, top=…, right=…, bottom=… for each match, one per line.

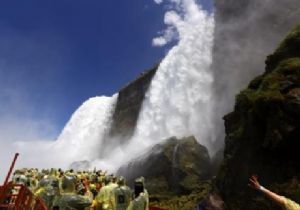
left=108, top=65, right=157, bottom=142
left=212, top=0, right=300, bottom=147
left=215, top=25, right=300, bottom=210
left=117, top=136, right=213, bottom=209
left=118, top=136, right=211, bottom=194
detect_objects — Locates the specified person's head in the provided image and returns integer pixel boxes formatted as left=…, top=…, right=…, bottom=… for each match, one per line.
left=117, top=176, right=126, bottom=186
left=16, top=175, right=27, bottom=185
left=51, top=179, right=60, bottom=191
left=50, top=168, right=58, bottom=177
left=62, top=175, right=76, bottom=193
left=104, top=176, right=111, bottom=185
left=39, top=178, right=50, bottom=188
left=42, top=169, right=49, bottom=175
left=112, top=175, right=117, bottom=183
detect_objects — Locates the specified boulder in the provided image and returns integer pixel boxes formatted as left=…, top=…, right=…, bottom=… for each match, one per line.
left=69, top=160, right=90, bottom=171
left=117, top=136, right=212, bottom=195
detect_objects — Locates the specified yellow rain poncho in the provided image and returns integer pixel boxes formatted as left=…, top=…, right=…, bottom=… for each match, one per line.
left=283, top=197, right=300, bottom=210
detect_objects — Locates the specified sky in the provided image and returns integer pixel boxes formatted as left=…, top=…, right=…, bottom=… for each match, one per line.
left=0, top=0, right=213, bottom=142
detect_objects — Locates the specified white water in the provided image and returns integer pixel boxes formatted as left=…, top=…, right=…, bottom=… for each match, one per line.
left=130, top=0, right=215, bottom=153
left=15, top=95, right=118, bottom=169
left=51, top=0, right=215, bottom=171
left=4, top=0, right=215, bottom=176
left=54, top=95, right=118, bottom=162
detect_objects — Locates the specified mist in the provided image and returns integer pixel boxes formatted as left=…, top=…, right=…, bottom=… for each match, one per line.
left=0, top=24, right=68, bottom=182
left=211, top=0, right=300, bottom=150
left=1, top=0, right=215, bottom=182
left=0, top=117, right=56, bottom=183
left=3, top=0, right=300, bottom=183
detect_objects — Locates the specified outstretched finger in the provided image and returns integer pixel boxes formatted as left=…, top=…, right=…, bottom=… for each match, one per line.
left=249, top=179, right=255, bottom=186
left=249, top=176, right=256, bottom=182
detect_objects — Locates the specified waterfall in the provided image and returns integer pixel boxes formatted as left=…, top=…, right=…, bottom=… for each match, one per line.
left=12, top=0, right=215, bottom=173
left=15, top=95, right=118, bottom=169
left=172, top=143, right=180, bottom=168
left=171, top=142, right=180, bottom=191
left=130, top=0, right=215, bottom=153
left=54, top=94, right=118, bottom=162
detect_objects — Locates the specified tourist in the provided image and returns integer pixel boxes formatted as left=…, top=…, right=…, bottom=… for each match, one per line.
left=127, top=177, right=149, bottom=210
left=52, top=175, right=93, bottom=210
left=111, top=176, right=132, bottom=210
left=95, top=175, right=117, bottom=210
left=249, top=175, right=300, bottom=210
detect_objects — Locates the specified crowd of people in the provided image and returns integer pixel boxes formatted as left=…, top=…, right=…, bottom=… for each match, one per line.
left=11, top=168, right=149, bottom=210
left=11, top=168, right=300, bottom=210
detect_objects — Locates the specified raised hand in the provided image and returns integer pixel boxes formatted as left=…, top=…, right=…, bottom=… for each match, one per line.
left=248, top=174, right=260, bottom=190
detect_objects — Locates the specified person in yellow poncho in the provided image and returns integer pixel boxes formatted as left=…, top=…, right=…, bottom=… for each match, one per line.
left=95, top=176, right=118, bottom=210
left=52, top=175, right=93, bottom=210
left=127, top=177, right=149, bottom=210
left=249, top=175, right=300, bottom=210
left=111, top=176, right=132, bottom=210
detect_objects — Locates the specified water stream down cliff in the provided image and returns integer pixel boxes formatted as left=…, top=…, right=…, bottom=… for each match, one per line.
left=39, top=0, right=216, bottom=172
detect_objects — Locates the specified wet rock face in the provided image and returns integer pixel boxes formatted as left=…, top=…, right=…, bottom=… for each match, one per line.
left=215, top=25, right=300, bottom=210
left=212, top=0, right=300, bottom=146
left=117, top=136, right=212, bottom=195
left=108, top=66, right=157, bottom=142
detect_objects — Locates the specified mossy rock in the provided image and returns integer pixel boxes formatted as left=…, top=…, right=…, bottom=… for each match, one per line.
left=215, top=24, right=300, bottom=210
left=150, top=181, right=212, bottom=210
left=117, top=136, right=212, bottom=196
left=266, top=25, right=300, bottom=72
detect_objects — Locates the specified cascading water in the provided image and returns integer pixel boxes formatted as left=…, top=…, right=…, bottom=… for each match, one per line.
left=66, top=0, right=216, bottom=171
left=172, top=143, right=180, bottom=191
left=54, top=95, right=118, bottom=162
left=172, top=143, right=180, bottom=168
left=10, top=0, right=215, bottom=174
left=15, top=95, right=118, bottom=169
left=130, top=0, right=215, bottom=153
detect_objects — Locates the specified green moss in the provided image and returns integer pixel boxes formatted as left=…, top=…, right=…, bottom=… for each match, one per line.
left=228, top=125, right=244, bottom=140
left=236, top=89, right=256, bottom=111
left=180, top=175, right=201, bottom=192
left=276, top=25, right=300, bottom=54
left=256, top=90, right=284, bottom=104
left=259, top=73, right=285, bottom=91
left=237, top=61, right=287, bottom=110
left=238, top=58, right=299, bottom=113
left=215, top=22, right=300, bottom=210
left=275, top=58, right=300, bottom=74
left=236, top=88, right=284, bottom=113
left=248, top=75, right=264, bottom=90
left=150, top=181, right=212, bottom=210
left=266, top=24, right=300, bottom=72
